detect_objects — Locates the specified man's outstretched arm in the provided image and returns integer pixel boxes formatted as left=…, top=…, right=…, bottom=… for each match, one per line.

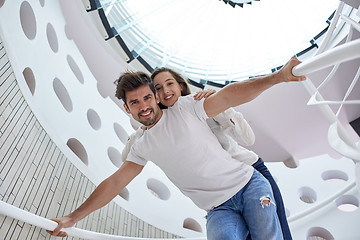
left=46, top=161, right=144, bottom=237
left=204, top=57, right=306, bottom=117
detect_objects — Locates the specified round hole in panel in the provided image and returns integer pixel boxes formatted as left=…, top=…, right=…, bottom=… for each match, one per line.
left=119, top=187, right=129, bottom=201
left=321, top=170, right=348, bottom=184
left=46, top=23, right=58, bottom=53
left=67, top=55, right=84, bottom=84
left=20, top=1, right=37, bottom=40
left=146, top=178, right=170, bottom=201
left=114, top=122, right=129, bottom=145
left=87, top=109, right=101, bottom=130
left=22, top=67, right=36, bottom=95
left=298, top=186, right=317, bottom=204
left=108, top=146, right=122, bottom=168
left=335, top=195, right=359, bottom=212
left=39, top=0, right=45, bottom=7
left=67, top=138, right=88, bottom=166
left=53, top=78, right=73, bottom=112
left=307, top=227, right=334, bottom=240
left=183, top=218, right=202, bottom=233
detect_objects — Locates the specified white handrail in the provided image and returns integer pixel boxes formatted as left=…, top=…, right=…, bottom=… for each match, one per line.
left=340, top=14, right=360, bottom=32
left=292, top=38, right=360, bottom=77
left=300, top=77, right=360, bottom=161
left=315, top=2, right=345, bottom=55
left=291, top=6, right=360, bottom=160
left=0, top=200, right=205, bottom=240
left=328, top=122, right=360, bottom=161
left=316, top=20, right=355, bottom=91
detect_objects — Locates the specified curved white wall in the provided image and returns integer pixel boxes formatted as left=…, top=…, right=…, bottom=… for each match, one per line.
left=0, top=0, right=206, bottom=237
left=0, top=40, right=180, bottom=239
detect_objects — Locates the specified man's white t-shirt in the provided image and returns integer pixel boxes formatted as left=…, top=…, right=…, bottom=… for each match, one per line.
left=127, top=95, right=254, bottom=211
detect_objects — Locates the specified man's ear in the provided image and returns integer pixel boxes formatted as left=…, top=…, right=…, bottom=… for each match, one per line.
left=124, top=103, right=131, bottom=114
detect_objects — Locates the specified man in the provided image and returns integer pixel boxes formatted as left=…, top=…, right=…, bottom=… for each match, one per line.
left=47, top=57, right=305, bottom=239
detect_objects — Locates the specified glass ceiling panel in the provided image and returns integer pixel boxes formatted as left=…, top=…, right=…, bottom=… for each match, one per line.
left=101, top=0, right=338, bottom=83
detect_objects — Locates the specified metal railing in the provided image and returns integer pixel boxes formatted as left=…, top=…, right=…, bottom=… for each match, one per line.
left=292, top=0, right=360, bottom=161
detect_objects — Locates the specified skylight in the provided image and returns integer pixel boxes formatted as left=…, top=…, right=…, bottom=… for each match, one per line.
left=100, top=0, right=339, bottom=84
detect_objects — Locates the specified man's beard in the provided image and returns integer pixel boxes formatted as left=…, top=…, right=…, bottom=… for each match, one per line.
left=138, top=108, right=158, bottom=127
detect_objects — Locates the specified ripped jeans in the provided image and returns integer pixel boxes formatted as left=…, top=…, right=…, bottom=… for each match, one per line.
left=206, top=169, right=283, bottom=240
left=252, top=158, right=292, bottom=240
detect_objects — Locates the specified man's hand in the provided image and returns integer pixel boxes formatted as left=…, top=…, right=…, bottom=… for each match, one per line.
left=46, top=161, right=143, bottom=238
left=46, top=216, right=76, bottom=237
left=277, top=57, right=306, bottom=83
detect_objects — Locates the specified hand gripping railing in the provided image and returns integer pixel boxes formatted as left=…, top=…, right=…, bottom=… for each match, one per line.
left=292, top=38, right=360, bottom=161
left=0, top=200, right=205, bottom=240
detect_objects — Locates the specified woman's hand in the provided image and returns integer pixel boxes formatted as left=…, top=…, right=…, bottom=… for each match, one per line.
left=193, top=89, right=216, bottom=100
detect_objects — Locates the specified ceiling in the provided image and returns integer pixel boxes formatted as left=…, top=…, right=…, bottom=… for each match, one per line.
left=101, top=0, right=339, bottom=84
left=83, top=0, right=360, bottom=164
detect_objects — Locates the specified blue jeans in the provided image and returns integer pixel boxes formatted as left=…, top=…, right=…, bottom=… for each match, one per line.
left=206, top=169, right=283, bottom=240
left=252, top=158, right=292, bottom=240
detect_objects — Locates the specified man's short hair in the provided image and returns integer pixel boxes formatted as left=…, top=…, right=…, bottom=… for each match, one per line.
left=115, top=71, right=156, bottom=106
